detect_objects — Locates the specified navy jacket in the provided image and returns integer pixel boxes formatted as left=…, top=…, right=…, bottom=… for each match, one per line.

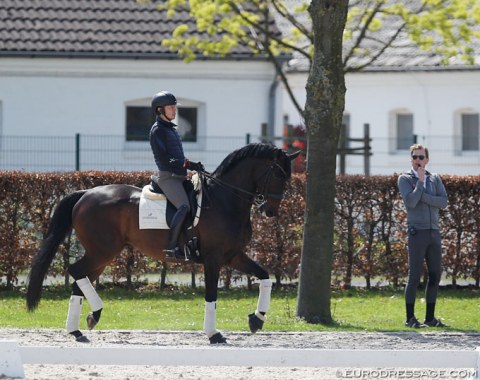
left=149, top=117, right=187, bottom=176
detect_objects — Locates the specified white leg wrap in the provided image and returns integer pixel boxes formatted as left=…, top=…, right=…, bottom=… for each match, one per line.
left=203, top=301, right=219, bottom=338
left=66, top=295, right=83, bottom=333
left=76, top=277, right=104, bottom=311
left=255, top=278, right=272, bottom=321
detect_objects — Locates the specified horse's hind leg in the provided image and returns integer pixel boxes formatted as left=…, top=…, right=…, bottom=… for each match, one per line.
left=229, top=254, right=272, bottom=334
left=66, top=257, right=106, bottom=342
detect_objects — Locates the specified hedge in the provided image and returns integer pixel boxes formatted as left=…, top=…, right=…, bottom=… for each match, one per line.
left=0, top=171, right=479, bottom=289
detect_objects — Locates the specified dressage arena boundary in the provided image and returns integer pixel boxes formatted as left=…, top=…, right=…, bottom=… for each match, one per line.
left=1, top=341, right=480, bottom=379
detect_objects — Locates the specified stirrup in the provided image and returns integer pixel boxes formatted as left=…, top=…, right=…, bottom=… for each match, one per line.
left=184, top=237, right=200, bottom=260
left=164, top=246, right=182, bottom=259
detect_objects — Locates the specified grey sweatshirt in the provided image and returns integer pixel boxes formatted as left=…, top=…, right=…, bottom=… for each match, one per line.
left=397, top=170, right=448, bottom=230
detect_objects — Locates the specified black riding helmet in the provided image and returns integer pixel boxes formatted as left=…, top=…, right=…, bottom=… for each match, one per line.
left=151, top=91, right=177, bottom=114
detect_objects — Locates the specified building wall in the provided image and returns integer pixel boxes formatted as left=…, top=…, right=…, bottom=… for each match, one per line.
left=283, top=70, right=480, bottom=175
left=0, top=57, right=281, bottom=171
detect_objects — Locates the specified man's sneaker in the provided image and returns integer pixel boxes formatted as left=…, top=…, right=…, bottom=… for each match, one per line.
left=405, top=316, right=428, bottom=328
left=424, top=317, right=447, bottom=327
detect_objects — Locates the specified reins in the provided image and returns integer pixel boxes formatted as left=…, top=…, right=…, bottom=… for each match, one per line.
left=198, top=160, right=287, bottom=209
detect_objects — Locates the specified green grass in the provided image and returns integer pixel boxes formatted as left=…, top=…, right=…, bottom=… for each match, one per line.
left=1, top=285, right=479, bottom=332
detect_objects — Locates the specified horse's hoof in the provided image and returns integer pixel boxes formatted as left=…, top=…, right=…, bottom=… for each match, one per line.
left=76, top=335, right=90, bottom=343
left=87, top=312, right=98, bottom=330
left=209, top=332, right=227, bottom=344
left=71, top=330, right=90, bottom=343
left=248, top=312, right=264, bottom=334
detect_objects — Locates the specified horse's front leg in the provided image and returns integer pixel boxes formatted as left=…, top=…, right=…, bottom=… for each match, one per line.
left=203, top=260, right=227, bottom=344
left=229, top=254, right=272, bottom=334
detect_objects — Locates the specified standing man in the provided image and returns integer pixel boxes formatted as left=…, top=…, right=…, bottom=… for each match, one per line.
left=149, top=90, right=203, bottom=258
left=397, top=144, right=448, bottom=328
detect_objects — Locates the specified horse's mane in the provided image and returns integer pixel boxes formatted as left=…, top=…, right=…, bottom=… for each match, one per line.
left=212, top=143, right=291, bottom=178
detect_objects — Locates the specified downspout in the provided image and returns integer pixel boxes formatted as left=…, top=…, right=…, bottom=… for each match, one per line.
left=268, top=74, right=279, bottom=143
left=267, top=56, right=290, bottom=143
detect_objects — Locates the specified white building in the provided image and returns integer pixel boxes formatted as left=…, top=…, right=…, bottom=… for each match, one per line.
left=2, top=1, right=479, bottom=175
left=277, top=0, right=480, bottom=176
left=0, top=0, right=285, bottom=172
left=284, top=67, right=480, bottom=176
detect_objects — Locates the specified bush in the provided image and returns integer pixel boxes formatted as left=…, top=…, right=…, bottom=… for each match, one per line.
left=1, top=171, right=479, bottom=289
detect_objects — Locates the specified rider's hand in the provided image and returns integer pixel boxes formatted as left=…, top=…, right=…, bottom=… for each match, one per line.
left=184, top=160, right=204, bottom=172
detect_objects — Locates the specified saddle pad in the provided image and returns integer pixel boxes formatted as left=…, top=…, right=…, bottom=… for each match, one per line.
left=139, top=182, right=202, bottom=230
left=139, top=186, right=169, bottom=229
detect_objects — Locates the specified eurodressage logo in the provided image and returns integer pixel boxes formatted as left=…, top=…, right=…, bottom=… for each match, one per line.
left=336, top=369, right=477, bottom=379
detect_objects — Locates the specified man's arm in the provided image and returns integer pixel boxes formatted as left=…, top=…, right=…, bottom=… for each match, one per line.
left=398, top=174, right=424, bottom=208
left=421, top=175, right=448, bottom=209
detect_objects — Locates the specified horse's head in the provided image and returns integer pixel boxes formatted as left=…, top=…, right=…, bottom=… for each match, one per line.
left=211, top=143, right=301, bottom=217
left=254, top=149, right=301, bottom=217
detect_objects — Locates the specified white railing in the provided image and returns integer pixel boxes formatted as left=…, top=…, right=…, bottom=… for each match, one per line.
left=1, top=341, right=479, bottom=379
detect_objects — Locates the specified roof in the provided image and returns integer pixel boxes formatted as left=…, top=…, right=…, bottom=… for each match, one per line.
left=276, top=0, right=480, bottom=73
left=0, top=0, right=276, bottom=60
left=286, top=37, right=480, bottom=74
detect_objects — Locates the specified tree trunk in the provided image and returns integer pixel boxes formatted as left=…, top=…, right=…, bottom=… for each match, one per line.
left=297, top=0, right=348, bottom=324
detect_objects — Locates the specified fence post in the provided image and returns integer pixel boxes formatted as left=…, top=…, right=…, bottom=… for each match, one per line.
left=339, top=124, right=347, bottom=175
left=0, top=341, right=24, bottom=378
left=261, top=123, right=268, bottom=143
left=75, top=133, right=80, bottom=171
left=363, top=123, right=370, bottom=176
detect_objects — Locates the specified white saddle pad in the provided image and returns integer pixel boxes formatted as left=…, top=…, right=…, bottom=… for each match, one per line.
left=139, top=187, right=169, bottom=229
left=139, top=176, right=202, bottom=230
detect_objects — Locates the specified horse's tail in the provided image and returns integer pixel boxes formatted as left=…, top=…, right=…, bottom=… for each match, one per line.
left=26, top=190, right=87, bottom=311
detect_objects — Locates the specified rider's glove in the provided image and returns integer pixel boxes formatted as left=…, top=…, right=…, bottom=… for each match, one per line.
left=184, top=160, right=205, bottom=172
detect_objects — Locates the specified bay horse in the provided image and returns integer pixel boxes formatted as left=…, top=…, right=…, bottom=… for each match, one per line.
left=26, top=143, right=299, bottom=344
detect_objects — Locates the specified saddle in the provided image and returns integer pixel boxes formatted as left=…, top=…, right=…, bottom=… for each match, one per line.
left=148, top=175, right=199, bottom=229
left=146, top=175, right=202, bottom=261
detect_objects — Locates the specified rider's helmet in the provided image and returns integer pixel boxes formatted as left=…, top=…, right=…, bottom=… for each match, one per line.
left=151, top=91, right=177, bottom=114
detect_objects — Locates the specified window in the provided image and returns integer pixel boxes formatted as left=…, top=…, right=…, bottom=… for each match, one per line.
left=126, top=106, right=155, bottom=141
left=125, top=100, right=199, bottom=143
left=461, top=113, right=479, bottom=151
left=396, top=113, right=414, bottom=150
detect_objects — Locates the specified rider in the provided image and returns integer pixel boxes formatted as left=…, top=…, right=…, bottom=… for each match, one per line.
left=149, top=91, right=203, bottom=258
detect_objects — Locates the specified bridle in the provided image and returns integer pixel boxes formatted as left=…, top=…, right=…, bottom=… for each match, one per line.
left=253, top=161, right=288, bottom=209
left=200, top=159, right=288, bottom=210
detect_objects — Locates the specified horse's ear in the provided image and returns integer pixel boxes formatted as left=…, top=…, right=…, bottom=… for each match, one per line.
left=288, top=151, right=301, bottom=161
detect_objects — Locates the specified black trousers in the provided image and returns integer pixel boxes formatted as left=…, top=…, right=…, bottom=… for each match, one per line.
left=405, top=229, right=442, bottom=305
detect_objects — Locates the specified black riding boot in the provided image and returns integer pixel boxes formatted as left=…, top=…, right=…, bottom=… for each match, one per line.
left=164, top=205, right=189, bottom=258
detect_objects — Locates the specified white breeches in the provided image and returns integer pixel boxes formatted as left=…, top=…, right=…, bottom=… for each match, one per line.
left=66, top=295, right=83, bottom=333
left=255, top=278, right=272, bottom=322
left=203, top=301, right=219, bottom=338
left=76, top=277, right=104, bottom=311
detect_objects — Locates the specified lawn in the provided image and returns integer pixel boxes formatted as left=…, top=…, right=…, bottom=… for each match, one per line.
left=0, top=284, right=478, bottom=332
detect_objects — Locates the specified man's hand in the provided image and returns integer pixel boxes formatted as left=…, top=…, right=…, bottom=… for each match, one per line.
left=417, top=165, right=426, bottom=182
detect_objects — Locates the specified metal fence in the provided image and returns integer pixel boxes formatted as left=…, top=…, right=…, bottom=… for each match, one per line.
left=1, top=133, right=479, bottom=175
left=0, top=134, right=257, bottom=172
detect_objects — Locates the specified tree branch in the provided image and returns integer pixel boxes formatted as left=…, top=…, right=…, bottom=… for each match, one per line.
left=227, top=1, right=311, bottom=61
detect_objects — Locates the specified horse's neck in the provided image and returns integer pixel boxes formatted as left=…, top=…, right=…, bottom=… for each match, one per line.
left=208, top=162, right=256, bottom=212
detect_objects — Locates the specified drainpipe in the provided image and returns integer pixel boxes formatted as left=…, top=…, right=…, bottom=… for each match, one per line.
left=267, top=54, right=291, bottom=144
left=267, top=76, right=279, bottom=143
